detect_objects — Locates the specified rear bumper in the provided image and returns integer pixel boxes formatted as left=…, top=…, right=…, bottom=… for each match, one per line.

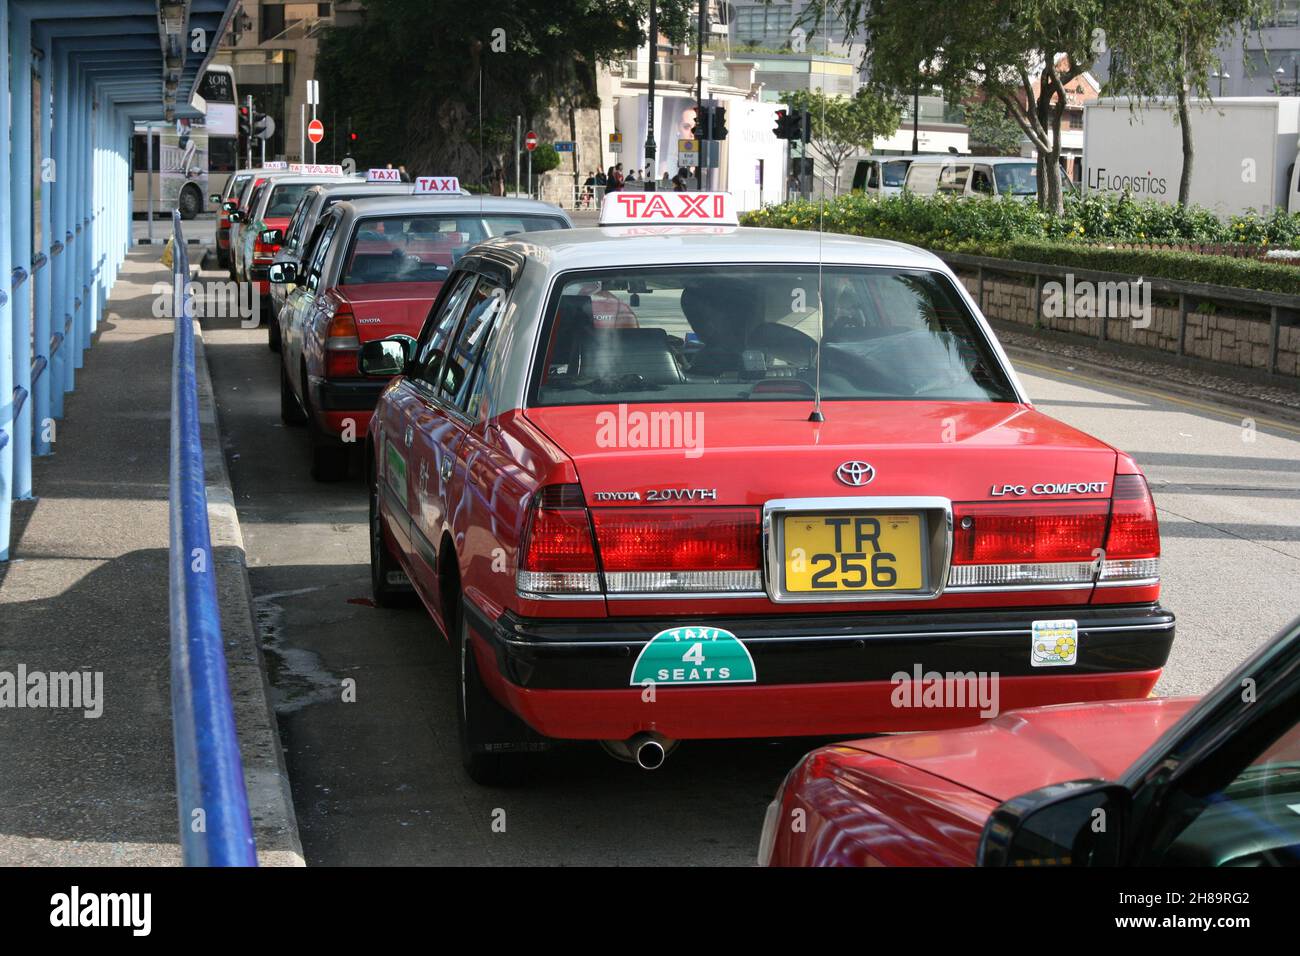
left=314, top=378, right=388, bottom=437
left=467, top=603, right=1174, bottom=740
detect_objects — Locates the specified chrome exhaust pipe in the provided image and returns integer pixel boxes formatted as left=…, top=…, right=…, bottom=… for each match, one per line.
left=600, top=731, right=677, bottom=769
left=633, top=735, right=666, bottom=770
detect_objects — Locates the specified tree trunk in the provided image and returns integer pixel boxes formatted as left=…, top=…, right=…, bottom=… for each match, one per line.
left=1176, top=40, right=1193, bottom=206
left=569, top=102, right=580, bottom=200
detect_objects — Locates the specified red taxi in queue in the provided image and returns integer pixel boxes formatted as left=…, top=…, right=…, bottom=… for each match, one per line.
left=361, top=191, right=1174, bottom=785
left=761, top=615, right=1300, bottom=867
left=273, top=189, right=572, bottom=480
left=214, top=170, right=254, bottom=271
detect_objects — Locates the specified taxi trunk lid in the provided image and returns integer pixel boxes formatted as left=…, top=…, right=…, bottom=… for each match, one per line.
left=524, top=401, right=1119, bottom=505
left=336, top=281, right=444, bottom=342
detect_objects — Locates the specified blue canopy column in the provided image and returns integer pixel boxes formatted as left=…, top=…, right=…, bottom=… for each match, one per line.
left=1, top=0, right=239, bottom=560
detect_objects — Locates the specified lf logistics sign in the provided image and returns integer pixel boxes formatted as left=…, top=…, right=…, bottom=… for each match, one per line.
left=1087, top=166, right=1169, bottom=196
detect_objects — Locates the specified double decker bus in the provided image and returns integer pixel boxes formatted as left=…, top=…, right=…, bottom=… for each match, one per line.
left=132, top=64, right=239, bottom=219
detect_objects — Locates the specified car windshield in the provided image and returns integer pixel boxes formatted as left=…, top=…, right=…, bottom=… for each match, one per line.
left=532, top=265, right=1017, bottom=406
left=994, top=163, right=1042, bottom=196
left=340, top=213, right=563, bottom=285
left=267, top=183, right=313, bottom=216
left=882, top=161, right=909, bottom=187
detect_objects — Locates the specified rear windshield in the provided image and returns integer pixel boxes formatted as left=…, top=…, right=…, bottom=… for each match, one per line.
left=882, top=161, right=909, bottom=187
left=340, top=213, right=564, bottom=285
left=267, top=183, right=312, bottom=216
left=532, top=266, right=1017, bottom=406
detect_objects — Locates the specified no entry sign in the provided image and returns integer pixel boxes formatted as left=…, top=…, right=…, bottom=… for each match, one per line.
left=525, top=130, right=538, bottom=152
left=307, top=119, right=325, bottom=145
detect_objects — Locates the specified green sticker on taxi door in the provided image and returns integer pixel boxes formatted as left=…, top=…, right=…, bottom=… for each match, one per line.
left=630, top=626, right=756, bottom=686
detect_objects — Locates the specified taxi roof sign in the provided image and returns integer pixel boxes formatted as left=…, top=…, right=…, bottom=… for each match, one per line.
left=289, top=163, right=345, bottom=175
left=367, top=168, right=403, bottom=183
left=261, top=161, right=289, bottom=170
left=414, top=176, right=461, bottom=194
left=598, top=191, right=738, bottom=227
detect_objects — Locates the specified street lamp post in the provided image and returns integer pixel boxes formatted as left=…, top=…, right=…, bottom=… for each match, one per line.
left=911, top=85, right=919, bottom=154
left=644, top=0, right=658, bottom=189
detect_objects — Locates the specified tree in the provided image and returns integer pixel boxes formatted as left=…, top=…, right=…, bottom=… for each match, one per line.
left=802, top=0, right=1110, bottom=213
left=784, top=87, right=902, bottom=192
left=966, top=96, right=1025, bottom=155
left=316, top=1, right=691, bottom=187
left=1105, top=1, right=1267, bottom=206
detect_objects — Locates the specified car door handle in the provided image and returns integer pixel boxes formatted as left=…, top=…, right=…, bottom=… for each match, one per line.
left=439, top=455, right=453, bottom=481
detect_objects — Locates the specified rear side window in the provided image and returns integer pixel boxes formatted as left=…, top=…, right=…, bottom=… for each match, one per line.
left=440, top=278, right=506, bottom=413
left=531, top=266, right=1017, bottom=407
left=339, top=213, right=563, bottom=286
left=267, top=183, right=312, bottom=217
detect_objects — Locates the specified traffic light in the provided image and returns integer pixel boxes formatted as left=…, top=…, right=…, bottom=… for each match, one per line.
left=691, top=109, right=705, bottom=139
left=238, top=105, right=252, bottom=139
left=774, top=109, right=803, bottom=140
left=798, top=109, right=812, bottom=144
left=710, top=105, right=727, bottom=140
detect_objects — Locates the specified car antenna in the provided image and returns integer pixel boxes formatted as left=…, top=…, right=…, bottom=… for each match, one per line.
left=809, top=92, right=826, bottom=423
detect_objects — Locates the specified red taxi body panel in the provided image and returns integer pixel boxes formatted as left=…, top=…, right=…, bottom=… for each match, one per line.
left=766, top=697, right=1197, bottom=866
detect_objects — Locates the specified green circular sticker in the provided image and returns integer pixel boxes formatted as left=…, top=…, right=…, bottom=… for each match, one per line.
left=630, top=626, right=756, bottom=686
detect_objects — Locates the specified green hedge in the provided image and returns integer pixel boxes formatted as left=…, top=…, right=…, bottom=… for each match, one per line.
left=740, top=193, right=1300, bottom=296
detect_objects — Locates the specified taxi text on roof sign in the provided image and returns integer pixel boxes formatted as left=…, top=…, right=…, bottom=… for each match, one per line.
left=414, top=176, right=461, bottom=194
left=367, top=168, right=403, bottom=183
left=598, top=191, right=738, bottom=226
left=289, top=163, right=345, bottom=175
left=262, top=161, right=289, bottom=170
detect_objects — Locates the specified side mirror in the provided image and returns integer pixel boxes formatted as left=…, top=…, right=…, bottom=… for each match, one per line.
left=260, top=229, right=283, bottom=246
left=267, top=261, right=298, bottom=284
left=228, top=210, right=244, bottom=223
left=210, top=193, right=222, bottom=205
left=222, top=200, right=238, bottom=212
left=978, top=780, right=1130, bottom=867
left=360, top=335, right=416, bottom=377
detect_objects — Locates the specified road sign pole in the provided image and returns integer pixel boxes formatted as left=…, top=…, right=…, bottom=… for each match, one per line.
left=528, top=149, right=532, bottom=198
left=300, top=103, right=305, bottom=162
left=515, top=116, right=521, bottom=195
left=246, top=94, right=254, bottom=168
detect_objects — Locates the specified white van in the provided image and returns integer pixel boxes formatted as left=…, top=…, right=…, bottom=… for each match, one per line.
left=846, top=155, right=940, bottom=197
left=903, top=156, right=1075, bottom=200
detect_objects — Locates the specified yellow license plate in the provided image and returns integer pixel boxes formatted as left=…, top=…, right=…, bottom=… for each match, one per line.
left=783, top=513, right=924, bottom=593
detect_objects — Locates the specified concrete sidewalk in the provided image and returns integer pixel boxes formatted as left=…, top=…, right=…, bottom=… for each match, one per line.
left=0, top=247, right=303, bottom=866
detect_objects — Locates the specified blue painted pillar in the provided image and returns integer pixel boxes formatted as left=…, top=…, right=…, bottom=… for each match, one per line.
left=0, top=0, right=15, bottom=560
left=49, top=45, right=68, bottom=416
left=34, top=39, right=53, bottom=456
left=72, top=66, right=86, bottom=373
left=10, top=10, right=35, bottom=499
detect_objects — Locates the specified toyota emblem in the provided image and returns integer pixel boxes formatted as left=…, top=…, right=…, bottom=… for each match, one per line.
left=836, top=461, right=875, bottom=487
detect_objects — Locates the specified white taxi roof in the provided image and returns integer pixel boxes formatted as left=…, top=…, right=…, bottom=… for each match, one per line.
left=483, top=224, right=947, bottom=272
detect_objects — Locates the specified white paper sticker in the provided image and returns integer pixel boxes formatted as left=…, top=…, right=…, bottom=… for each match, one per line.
left=1031, top=619, right=1079, bottom=667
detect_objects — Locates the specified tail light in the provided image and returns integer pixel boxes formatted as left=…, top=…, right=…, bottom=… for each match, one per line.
left=949, top=501, right=1107, bottom=586
left=592, top=508, right=761, bottom=593
left=948, top=475, right=1160, bottom=588
left=1098, top=474, right=1161, bottom=583
left=323, top=302, right=361, bottom=379
left=516, top=493, right=763, bottom=596
left=253, top=232, right=281, bottom=260
left=517, top=485, right=600, bottom=595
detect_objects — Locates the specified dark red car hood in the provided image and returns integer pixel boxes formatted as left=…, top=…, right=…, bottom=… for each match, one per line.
left=841, top=697, right=1197, bottom=802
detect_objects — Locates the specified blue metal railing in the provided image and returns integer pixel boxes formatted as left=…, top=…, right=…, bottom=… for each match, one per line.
left=167, top=210, right=257, bottom=867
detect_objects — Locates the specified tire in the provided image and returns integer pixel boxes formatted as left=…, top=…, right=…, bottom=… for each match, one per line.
left=369, top=472, right=414, bottom=606
left=279, top=361, right=307, bottom=425
left=455, top=598, right=536, bottom=786
left=267, top=312, right=281, bottom=351
left=216, top=246, right=230, bottom=270
left=178, top=185, right=202, bottom=221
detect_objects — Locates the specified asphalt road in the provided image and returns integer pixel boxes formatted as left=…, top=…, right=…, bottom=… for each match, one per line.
left=200, top=294, right=1300, bottom=866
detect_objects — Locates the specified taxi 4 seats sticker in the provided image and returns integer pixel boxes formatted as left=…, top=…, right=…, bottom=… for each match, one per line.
left=630, top=626, right=756, bottom=686
left=1031, top=619, right=1079, bottom=667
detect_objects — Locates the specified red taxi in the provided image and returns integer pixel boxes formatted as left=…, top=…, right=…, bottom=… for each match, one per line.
left=761, top=616, right=1300, bottom=867
left=361, top=192, right=1174, bottom=784
left=272, top=190, right=571, bottom=480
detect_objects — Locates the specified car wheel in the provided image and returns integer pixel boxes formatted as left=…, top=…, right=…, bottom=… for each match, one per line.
left=455, top=598, right=535, bottom=786
left=268, top=314, right=281, bottom=352
left=279, top=361, right=307, bottom=426
left=369, top=473, right=413, bottom=606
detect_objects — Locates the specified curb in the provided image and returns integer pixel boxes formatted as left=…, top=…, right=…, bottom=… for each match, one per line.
left=193, top=318, right=307, bottom=867
left=1000, top=338, right=1300, bottom=430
